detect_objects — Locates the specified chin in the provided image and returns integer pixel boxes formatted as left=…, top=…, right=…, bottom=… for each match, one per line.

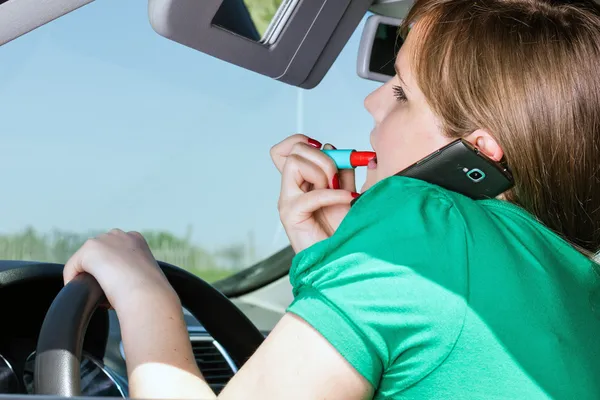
left=361, top=178, right=376, bottom=193
left=361, top=170, right=379, bottom=192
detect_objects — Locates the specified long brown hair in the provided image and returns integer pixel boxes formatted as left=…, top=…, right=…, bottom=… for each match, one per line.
left=400, top=0, right=600, bottom=255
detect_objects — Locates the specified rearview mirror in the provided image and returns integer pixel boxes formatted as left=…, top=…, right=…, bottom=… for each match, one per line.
left=357, top=14, right=403, bottom=83
left=148, top=0, right=375, bottom=89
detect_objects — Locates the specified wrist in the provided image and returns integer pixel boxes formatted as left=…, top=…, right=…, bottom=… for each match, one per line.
left=287, top=231, right=325, bottom=254
left=113, top=283, right=182, bottom=320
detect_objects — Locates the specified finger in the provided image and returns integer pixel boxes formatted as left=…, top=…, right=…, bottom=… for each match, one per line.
left=322, top=143, right=356, bottom=192
left=300, top=182, right=312, bottom=192
left=127, top=231, right=144, bottom=239
left=64, top=228, right=118, bottom=285
left=285, top=189, right=355, bottom=221
left=280, top=154, right=329, bottom=199
left=100, top=303, right=115, bottom=311
left=270, top=134, right=322, bottom=172
left=339, top=168, right=357, bottom=192
left=127, top=230, right=148, bottom=245
left=63, top=242, right=89, bottom=285
left=288, top=142, right=338, bottom=189
left=289, top=143, right=339, bottom=193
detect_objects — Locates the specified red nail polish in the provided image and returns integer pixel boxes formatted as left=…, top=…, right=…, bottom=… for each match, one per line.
left=351, top=192, right=360, bottom=199
left=332, top=174, right=340, bottom=190
left=331, top=144, right=337, bottom=150
left=308, top=138, right=322, bottom=148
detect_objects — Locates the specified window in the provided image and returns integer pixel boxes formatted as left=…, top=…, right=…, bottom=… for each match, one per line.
left=0, top=1, right=379, bottom=282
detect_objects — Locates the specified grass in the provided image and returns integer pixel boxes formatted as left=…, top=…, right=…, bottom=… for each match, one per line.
left=194, top=269, right=235, bottom=283
left=0, top=227, right=252, bottom=284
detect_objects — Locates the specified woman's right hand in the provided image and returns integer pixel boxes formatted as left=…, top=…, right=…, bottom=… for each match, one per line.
left=271, top=134, right=358, bottom=253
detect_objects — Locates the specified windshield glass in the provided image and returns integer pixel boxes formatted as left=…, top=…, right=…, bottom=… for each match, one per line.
left=0, top=1, right=379, bottom=282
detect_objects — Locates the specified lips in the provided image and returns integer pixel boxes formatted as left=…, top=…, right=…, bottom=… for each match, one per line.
left=368, top=156, right=378, bottom=169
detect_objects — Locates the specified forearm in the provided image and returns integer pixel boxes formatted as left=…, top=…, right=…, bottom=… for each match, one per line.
left=117, top=292, right=217, bottom=399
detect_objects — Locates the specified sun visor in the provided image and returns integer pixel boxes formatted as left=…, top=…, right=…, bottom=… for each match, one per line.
left=0, top=0, right=94, bottom=46
left=148, top=0, right=374, bottom=89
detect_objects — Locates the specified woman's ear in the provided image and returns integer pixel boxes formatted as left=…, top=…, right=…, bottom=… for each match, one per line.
left=464, top=129, right=504, bottom=161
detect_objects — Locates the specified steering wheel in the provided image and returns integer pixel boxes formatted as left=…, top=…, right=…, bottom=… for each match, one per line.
left=33, top=261, right=265, bottom=396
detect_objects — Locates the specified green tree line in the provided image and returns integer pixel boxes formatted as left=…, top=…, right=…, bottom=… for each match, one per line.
left=0, top=227, right=255, bottom=283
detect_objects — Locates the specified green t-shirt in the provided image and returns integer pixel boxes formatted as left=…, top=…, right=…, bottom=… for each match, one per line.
left=287, top=176, right=600, bottom=399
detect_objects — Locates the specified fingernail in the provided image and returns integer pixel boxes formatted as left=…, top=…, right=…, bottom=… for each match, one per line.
left=332, top=173, right=340, bottom=190
left=351, top=192, right=360, bottom=199
left=308, top=138, right=322, bottom=148
left=331, top=144, right=337, bottom=150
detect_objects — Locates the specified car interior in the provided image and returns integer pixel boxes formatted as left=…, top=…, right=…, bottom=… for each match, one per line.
left=4, top=0, right=598, bottom=399
left=0, top=0, right=405, bottom=399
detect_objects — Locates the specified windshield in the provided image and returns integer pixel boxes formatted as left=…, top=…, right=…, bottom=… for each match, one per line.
left=0, top=1, right=379, bottom=283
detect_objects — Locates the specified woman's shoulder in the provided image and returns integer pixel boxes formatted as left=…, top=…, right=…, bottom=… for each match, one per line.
left=351, top=175, right=459, bottom=216
left=291, top=176, right=471, bottom=291
left=287, top=176, right=471, bottom=390
left=334, top=175, right=471, bottom=250
left=290, top=175, right=473, bottom=320
left=287, top=176, right=599, bottom=393
left=341, top=175, right=481, bottom=236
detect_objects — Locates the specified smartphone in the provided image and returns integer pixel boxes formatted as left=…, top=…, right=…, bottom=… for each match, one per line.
left=395, top=139, right=514, bottom=200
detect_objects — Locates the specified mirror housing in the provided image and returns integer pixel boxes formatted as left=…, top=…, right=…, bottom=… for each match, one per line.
left=148, top=0, right=375, bottom=89
left=357, top=14, right=403, bottom=83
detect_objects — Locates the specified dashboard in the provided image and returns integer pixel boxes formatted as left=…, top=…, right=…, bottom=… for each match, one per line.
left=0, top=261, right=257, bottom=397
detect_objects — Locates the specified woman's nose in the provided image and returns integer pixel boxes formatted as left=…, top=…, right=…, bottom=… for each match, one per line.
left=364, top=82, right=390, bottom=124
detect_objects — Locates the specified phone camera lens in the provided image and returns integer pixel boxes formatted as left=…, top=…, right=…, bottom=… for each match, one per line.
left=467, top=168, right=485, bottom=182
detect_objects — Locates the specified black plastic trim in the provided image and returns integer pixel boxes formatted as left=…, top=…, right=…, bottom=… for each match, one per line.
left=0, top=261, right=109, bottom=360
left=213, top=246, right=295, bottom=297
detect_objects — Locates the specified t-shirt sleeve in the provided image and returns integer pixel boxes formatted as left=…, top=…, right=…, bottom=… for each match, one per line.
left=286, top=177, right=469, bottom=391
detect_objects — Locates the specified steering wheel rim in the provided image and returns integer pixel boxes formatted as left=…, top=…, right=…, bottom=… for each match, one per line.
left=34, top=262, right=265, bottom=396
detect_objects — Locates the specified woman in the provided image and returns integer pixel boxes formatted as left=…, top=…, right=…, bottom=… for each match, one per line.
left=64, top=0, right=600, bottom=398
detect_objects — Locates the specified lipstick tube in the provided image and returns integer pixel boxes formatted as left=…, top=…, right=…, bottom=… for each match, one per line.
left=322, top=150, right=376, bottom=169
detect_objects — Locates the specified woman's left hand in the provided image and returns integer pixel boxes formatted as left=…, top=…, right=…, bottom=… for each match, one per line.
left=62, top=229, right=179, bottom=314
left=64, top=230, right=215, bottom=399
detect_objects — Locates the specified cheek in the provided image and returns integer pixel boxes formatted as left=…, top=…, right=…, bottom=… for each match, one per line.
left=375, top=108, right=450, bottom=177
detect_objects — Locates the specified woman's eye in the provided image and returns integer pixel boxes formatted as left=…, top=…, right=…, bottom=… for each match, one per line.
left=392, top=85, right=407, bottom=102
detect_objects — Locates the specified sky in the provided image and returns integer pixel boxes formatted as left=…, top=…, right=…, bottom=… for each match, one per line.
left=0, top=0, right=381, bottom=262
